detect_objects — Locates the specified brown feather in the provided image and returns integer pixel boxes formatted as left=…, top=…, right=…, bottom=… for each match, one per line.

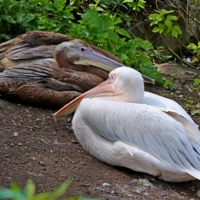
left=0, top=31, right=121, bottom=108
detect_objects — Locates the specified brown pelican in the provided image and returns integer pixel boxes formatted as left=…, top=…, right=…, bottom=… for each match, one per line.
left=54, top=66, right=200, bottom=182
left=0, top=31, right=121, bottom=108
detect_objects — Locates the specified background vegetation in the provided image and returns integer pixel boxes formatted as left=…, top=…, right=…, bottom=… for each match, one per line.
left=1, top=0, right=200, bottom=84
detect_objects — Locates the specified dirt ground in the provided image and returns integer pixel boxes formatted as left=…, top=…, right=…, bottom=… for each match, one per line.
left=0, top=84, right=200, bottom=200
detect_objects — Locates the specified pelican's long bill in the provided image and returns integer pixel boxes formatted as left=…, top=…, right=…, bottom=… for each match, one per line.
left=54, top=80, right=113, bottom=119
left=75, top=47, right=155, bottom=84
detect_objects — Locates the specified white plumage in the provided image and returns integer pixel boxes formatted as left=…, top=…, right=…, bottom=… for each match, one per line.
left=54, top=66, right=200, bottom=182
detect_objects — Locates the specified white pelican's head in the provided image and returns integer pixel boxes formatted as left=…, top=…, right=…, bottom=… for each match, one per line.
left=54, top=67, right=145, bottom=118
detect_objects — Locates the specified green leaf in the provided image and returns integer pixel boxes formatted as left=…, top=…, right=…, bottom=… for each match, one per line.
left=171, top=25, right=182, bottom=37
left=148, top=14, right=162, bottom=22
left=166, top=15, right=177, bottom=21
left=109, top=31, right=119, bottom=42
left=10, top=183, right=20, bottom=192
left=158, top=23, right=165, bottom=33
left=81, top=9, right=99, bottom=25
left=47, top=179, right=71, bottom=200
left=99, top=15, right=114, bottom=31
left=32, top=193, right=49, bottom=200
left=0, top=189, right=25, bottom=200
left=114, top=16, right=122, bottom=25
left=54, top=0, right=65, bottom=11
left=152, top=27, right=160, bottom=33
left=159, top=9, right=174, bottom=16
left=115, top=26, right=131, bottom=38
left=164, top=19, right=172, bottom=29
left=24, top=179, right=35, bottom=200
left=187, top=43, right=196, bottom=49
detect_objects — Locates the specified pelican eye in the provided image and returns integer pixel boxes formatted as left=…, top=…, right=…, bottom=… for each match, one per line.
left=110, top=75, right=115, bottom=79
left=108, top=74, right=116, bottom=83
left=80, top=47, right=85, bottom=51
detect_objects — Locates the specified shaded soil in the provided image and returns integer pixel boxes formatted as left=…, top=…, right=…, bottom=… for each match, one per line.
left=0, top=84, right=200, bottom=200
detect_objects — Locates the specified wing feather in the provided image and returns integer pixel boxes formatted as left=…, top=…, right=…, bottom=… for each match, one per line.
left=80, top=99, right=200, bottom=175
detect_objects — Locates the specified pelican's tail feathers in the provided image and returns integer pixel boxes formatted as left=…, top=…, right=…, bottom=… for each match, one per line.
left=161, top=108, right=200, bottom=140
left=186, top=169, right=200, bottom=180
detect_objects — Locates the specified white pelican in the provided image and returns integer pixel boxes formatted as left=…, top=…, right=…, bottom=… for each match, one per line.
left=54, top=67, right=200, bottom=182
left=74, top=52, right=194, bottom=122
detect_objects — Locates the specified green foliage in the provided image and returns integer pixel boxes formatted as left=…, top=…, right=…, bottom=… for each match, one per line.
left=194, top=78, right=200, bottom=85
left=0, top=0, right=164, bottom=84
left=187, top=42, right=200, bottom=55
left=187, top=42, right=200, bottom=63
left=123, top=0, right=146, bottom=12
left=68, top=9, right=163, bottom=84
left=163, top=78, right=177, bottom=90
left=183, top=78, right=200, bottom=116
left=0, top=0, right=74, bottom=41
left=148, top=9, right=182, bottom=37
left=0, top=179, right=100, bottom=200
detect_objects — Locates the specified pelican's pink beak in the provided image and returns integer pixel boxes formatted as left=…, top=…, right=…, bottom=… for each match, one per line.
left=54, top=80, right=113, bottom=119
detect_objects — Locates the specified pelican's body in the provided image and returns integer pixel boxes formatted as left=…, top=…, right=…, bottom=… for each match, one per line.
left=142, top=92, right=193, bottom=122
left=70, top=50, right=194, bottom=122
left=54, top=67, right=200, bottom=182
left=0, top=31, right=121, bottom=108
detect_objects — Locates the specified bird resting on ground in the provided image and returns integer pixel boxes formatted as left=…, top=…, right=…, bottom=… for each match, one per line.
left=54, top=67, right=200, bottom=182
left=0, top=30, right=121, bottom=108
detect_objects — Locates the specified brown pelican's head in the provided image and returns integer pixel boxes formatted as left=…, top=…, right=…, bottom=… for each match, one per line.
left=54, top=40, right=154, bottom=84
left=54, top=39, right=122, bottom=72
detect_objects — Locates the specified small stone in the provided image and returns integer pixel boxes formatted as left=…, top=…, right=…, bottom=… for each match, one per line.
left=10, top=143, right=14, bottom=147
left=197, top=190, right=200, bottom=197
left=53, top=139, right=59, bottom=144
left=39, top=161, right=45, bottom=166
left=18, top=143, right=22, bottom=146
left=188, top=88, right=193, bottom=92
left=102, top=182, right=110, bottom=187
left=143, top=192, right=149, bottom=196
left=13, top=132, right=19, bottom=137
left=31, top=157, right=36, bottom=161
left=189, top=186, right=195, bottom=191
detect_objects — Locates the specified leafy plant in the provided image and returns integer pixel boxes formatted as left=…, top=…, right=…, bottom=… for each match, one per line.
left=148, top=9, right=182, bottom=38
left=182, top=78, right=200, bottom=116
left=68, top=9, right=163, bottom=84
left=187, top=42, right=200, bottom=63
left=0, top=179, right=101, bottom=200
left=0, top=0, right=74, bottom=42
left=123, top=0, right=146, bottom=12
left=194, top=78, right=200, bottom=85
left=0, top=0, right=167, bottom=84
left=163, top=78, right=177, bottom=90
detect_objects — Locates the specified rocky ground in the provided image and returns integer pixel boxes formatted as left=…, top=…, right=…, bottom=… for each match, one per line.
left=0, top=83, right=200, bottom=200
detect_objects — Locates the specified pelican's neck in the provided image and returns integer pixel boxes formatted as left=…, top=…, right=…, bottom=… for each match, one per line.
left=93, top=79, right=145, bottom=104
left=117, top=82, right=144, bottom=103
left=112, top=70, right=145, bottom=103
